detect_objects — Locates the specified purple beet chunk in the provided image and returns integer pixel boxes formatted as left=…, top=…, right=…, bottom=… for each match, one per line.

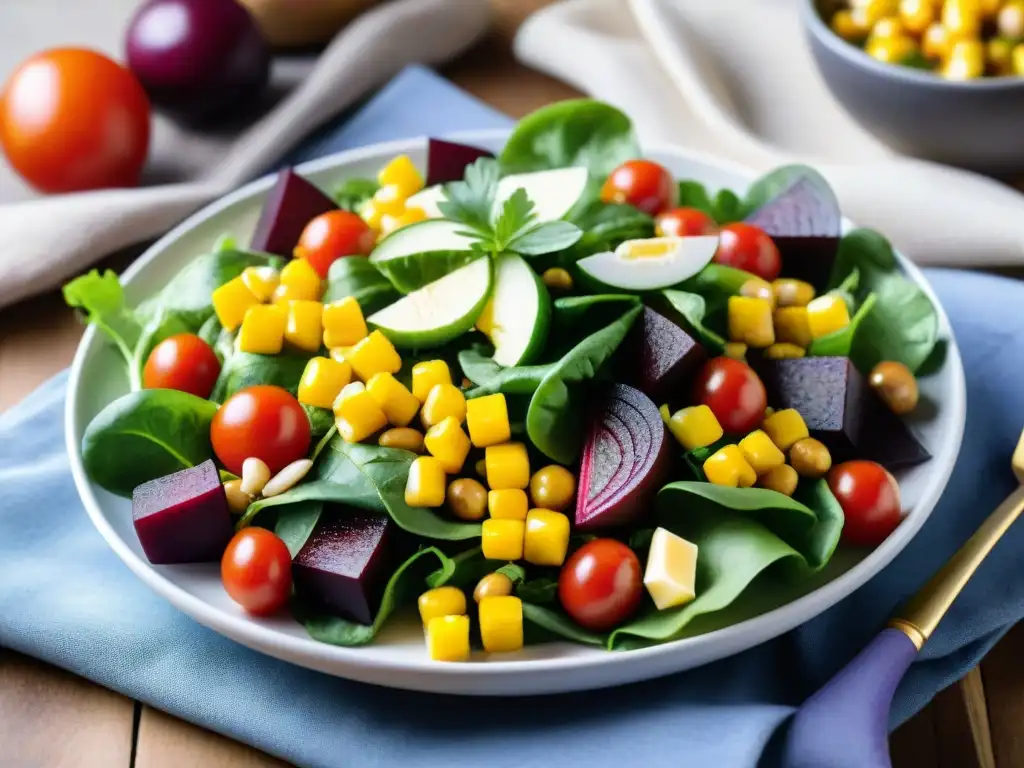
left=250, top=168, right=338, bottom=256
left=757, top=356, right=930, bottom=470
left=576, top=384, right=671, bottom=531
left=426, top=138, right=494, bottom=186
left=633, top=306, right=706, bottom=401
left=132, top=459, right=233, bottom=565
left=293, top=509, right=392, bottom=625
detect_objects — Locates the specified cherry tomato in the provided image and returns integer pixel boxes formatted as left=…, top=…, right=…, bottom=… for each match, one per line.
left=656, top=207, right=718, bottom=237
left=294, top=210, right=376, bottom=278
left=221, top=527, right=292, bottom=616
left=828, top=461, right=902, bottom=546
left=600, top=159, right=677, bottom=216
left=211, top=385, right=310, bottom=476
left=693, top=357, right=768, bottom=434
left=142, top=333, right=220, bottom=398
left=558, top=539, right=643, bottom=631
left=0, top=48, right=150, bottom=194
left=713, top=223, right=782, bottom=281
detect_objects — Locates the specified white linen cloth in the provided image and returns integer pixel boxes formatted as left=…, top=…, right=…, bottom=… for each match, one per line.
left=514, top=0, right=1024, bottom=268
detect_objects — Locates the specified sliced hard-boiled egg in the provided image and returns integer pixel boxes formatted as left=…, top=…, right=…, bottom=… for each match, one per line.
left=575, top=235, right=719, bottom=291
left=643, top=527, right=699, bottom=611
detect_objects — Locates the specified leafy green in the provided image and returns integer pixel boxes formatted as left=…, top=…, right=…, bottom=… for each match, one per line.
left=333, top=178, right=379, bottom=212
left=808, top=292, right=877, bottom=358
left=791, top=479, right=845, bottom=570
left=674, top=181, right=744, bottom=224
left=507, top=219, right=582, bottom=256
left=372, top=250, right=481, bottom=294
left=713, top=189, right=745, bottom=223
left=273, top=500, right=323, bottom=557
left=661, top=289, right=727, bottom=351
left=130, top=308, right=192, bottom=390
left=63, top=270, right=144, bottom=387
left=516, top=577, right=558, bottom=605
left=210, top=351, right=312, bottom=402
left=460, top=349, right=551, bottom=397
left=522, top=603, right=606, bottom=647
left=676, top=263, right=759, bottom=306
left=302, top=405, right=336, bottom=440
left=438, top=157, right=500, bottom=234
left=426, top=547, right=489, bottom=589
left=323, top=256, right=399, bottom=313
left=197, top=315, right=223, bottom=350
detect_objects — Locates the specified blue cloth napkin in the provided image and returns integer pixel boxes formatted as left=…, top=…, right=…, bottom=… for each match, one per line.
left=3, top=66, right=1023, bottom=768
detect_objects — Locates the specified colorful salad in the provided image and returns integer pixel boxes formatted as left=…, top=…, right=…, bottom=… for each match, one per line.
left=65, top=99, right=942, bottom=661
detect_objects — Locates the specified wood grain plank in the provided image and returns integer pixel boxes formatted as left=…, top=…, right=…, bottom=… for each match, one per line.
left=892, top=704, right=939, bottom=768
left=135, top=707, right=292, bottom=768
left=981, top=622, right=1024, bottom=767
left=932, top=671, right=988, bottom=768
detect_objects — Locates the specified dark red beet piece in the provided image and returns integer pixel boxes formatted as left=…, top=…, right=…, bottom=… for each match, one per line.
left=292, top=509, right=392, bottom=625
left=426, top=138, right=494, bottom=186
left=250, top=168, right=338, bottom=256
left=633, top=306, right=706, bottom=401
left=132, top=459, right=233, bottom=565
left=576, top=384, right=671, bottom=531
left=756, top=356, right=930, bottom=470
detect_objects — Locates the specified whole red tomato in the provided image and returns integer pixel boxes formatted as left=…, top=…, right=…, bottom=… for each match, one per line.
left=558, top=539, right=643, bottom=631
left=221, top=527, right=292, bottom=616
left=828, top=461, right=902, bottom=546
left=294, top=210, right=376, bottom=278
left=600, top=159, right=677, bottom=216
left=143, top=333, right=220, bottom=398
left=693, top=357, right=768, bottom=434
left=0, top=48, right=150, bottom=193
left=714, top=223, right=782, bottom=281
left=211, top=385, right=310, bottom=476
left=656, top=207, right=718, bottom=237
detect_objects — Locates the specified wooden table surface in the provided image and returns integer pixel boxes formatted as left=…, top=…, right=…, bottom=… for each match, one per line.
left=1, top=1, right=1021, bottom=766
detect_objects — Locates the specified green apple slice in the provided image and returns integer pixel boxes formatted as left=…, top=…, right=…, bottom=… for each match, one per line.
left=476, top=253, right=550, bottom=366
left=368, top=257, right=492, bottom=348
left=575, top=235, right=720, bottom=292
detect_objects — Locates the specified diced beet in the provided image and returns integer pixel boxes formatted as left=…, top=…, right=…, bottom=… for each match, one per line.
left=633, top=306, right=706, bottom=401
left=576, top=384, right=671, bottom=531
left=292, top=509, right=392, bottom=625
left=426, top=138, right=494, bottom=186
left=250, top=168, right=338, bottom=256
left=132, top=459, right=233, bottom=565
left=757, top=356, right=930, bottom=470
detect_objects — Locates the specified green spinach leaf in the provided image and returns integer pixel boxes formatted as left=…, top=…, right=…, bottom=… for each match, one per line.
left=713, top=189, right=745, bottom=223
left=323, top=256, right=399, bottom=313
left=661, top=289, right=727, bottom=351
left=197, top=315, right=223, bottom=349
left=791, top=479, right=845, bottom=570
left=676, top=263, right=759, bottom=306
left=302, top=404, right=336, bottom=440
left=333, top=178, right=379, bottom=212
left=273, top=500, right=323, bottom=557
left=460, top=348, right=552, bottom=398
left=210, top=351, right=312, bottom=402
left=522, top=603, right=606, bottom=647
left=517, top=578, right=558, bottom=605
left=808, top=293, right=877, bottom=358
left=373, top=250, right=481, bottom=294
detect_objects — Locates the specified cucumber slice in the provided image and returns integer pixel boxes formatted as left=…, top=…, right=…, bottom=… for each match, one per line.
left=405, top=184, right=446, bottom=218
left=369, top=219, right=479, bottom=293
left=476, top=253, right=551, bottom=366
left=368, top=257, right=493, bottom=348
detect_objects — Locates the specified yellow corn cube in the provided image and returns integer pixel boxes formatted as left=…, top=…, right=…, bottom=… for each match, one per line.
left=238, top=304, right=287, bottom=355
left=703, top=444, right=757, bottom=488
left=485, top=442, right=530, bottom=491
left=333, top=389, right=388, bottom=443
left=426, top=615, right=470, bottom=662
left=405, top=456, right=446, bottom=507
left=378, top=213, right=402, bottom=240
left=724, top=342, right=747, bottom=361
left=378, top=154, right=424, bottom=198
left=284, top=300, right=323, bottom=353
left=360, top=200, right=384, bottom=231
left=943, top=39, right=985, bottom=80
left=772, top=279, right=816, bottom=308
left=298, top=356, right=352, bottom=410
left=334, top=381, right=365, bottom=404
left=241, top=266, right=280, bottom=302
left=481, top=518, right=525, bottom=561
left=667, top=405, right=723, bottom=451
left=346, top=330, right=402, bottom=382
left=322, top=296, right=368, bottom=349
left=466, top=393, right=511, bottom=448
left=479, top=596, right=524, bottom=653
left=728, top=296, right=775, bottom=348
left=738, top=430, right=786, bottom=475
left=421, top=384, right=467, bottom=429
left=488, top=489, right=529, bottom=521
left=831, top=8, right=868, bottom=40
left=279, top=258, right=323, bottom=302
left=524, top=508, right=570, bottom=566
left=765, top=343, right=806, bottom=360
left=424, top=416, right=471, bottom=473
left=759, top=463, right=799, bottom=497
left=899, top=0, right=935, bottom=34
left=371, top=184, right=407, bottom=216
left=366, top=372, right=420, bottom=427
left=774, top=307, right=813, bottom=348
left=942, top=0, right=981, bottom=37
left=395, top=206, right=427, bottom=229
left=417, top=586, right=466, bottom=625
left=212, top=276, right=260, bottom=332
left=763, top=408, right=810, bottom=452
left=329, top=346, right=352, bottom=364
left=806, top=295, right=851, bottom=340
left=411, top=360, right=452, bottom=402
left=659, top=404, right=671, bottom=423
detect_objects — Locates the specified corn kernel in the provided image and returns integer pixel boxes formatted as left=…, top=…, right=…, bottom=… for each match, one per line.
left=524, top=508, right=570, bottom=566
left=346, top=330, right=402, bottom=382
left=941, top=0, right=981, bottom=38
left=772, top=279, right=816, bottom=308
left=466, top=393, right=511, bottom=448
left=411, top=360, right=452, bottom=402
left=485, top=442, right=531, bottom=491
left=426, top=615, right=470, bottom=662
left=334, top=389, right=388, bottom=443
left=922, top=21, right=953, bottom=59
left=377, top=154, right=424, bottom=198
left=759, top=463, right=799, bottom=496
left=724, top=342, right=748, bottom=361
left=981, top=0, right=1000, bottom=18
left=481, top=518, right=525, bottom=560
left=488, top=489, right=529, bottom=521
left=479, top=596, right=524, bottom=653
left=359, top=200, right=384, bottom=231
left=774, top=307, right=813, bottom=347
left=418, top=586, right=466, bottom=625
left=806, top=295, right=851, bottom=339
left=334, top=381, right=365, bottom=405
left=371, top=184, right=407, bottom=216
left=424, top=416, right=471, bottom=473
left=987, top=37, right=1015, bottom=75
left=366, top=372, right=420, bottom=427
left=728, top=296, right=775, bottom=348
left=421, top=384, right=467, bottom=429
left=1014, top=42, right=1024, bottom=75
left=861, top=0, right=899, bottom=26
left=738, top=430, right=786, bottom=475
left=241, top=266, right=280, bottom=302
left=212, top=276, right=260, bottom=332
left=942, top=39, right=985, bottom=79
left=284, top=300, right=323, bottom=353
left=279, top=258, right=323, bottom=302
left=870, top=15, right=907, bottom=39
left=703, top=444, right=757, bottom=488
left=765, top=343, right=806, bottom=360
left=238, top=304, right=287, bottom=355
left=866, top=34, right=918, bottom=64
left=329, top=346, right=352, bottom=364
left=396, top=206, right=428, bottom=229
left=763, top=409, right=810, bottom=452
left=405, top=456, right=446, bottom=507
left=667, top=405, right=724, bottom=451
left=322, top=296, right=368, bottom=349
left=832, top=8, right=869, bottom=40
left=899, top=0, right=935, bottom=33
left=298, top=356, right=352, bottom=409
left=999, top=2, right=1024, bottom=38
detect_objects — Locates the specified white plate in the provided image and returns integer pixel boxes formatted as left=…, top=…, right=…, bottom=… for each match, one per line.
left=66, top=131, right=966, bottom=696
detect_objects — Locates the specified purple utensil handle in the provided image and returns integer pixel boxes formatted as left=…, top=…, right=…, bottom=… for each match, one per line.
left=781, top=628, right=919, bottom=768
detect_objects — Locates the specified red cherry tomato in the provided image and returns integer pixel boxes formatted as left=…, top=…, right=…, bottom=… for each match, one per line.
left=600, top=159, right=677, bottom=216
left=693, top=357, right=768, bottom=434
left=294, top=210, right=376, bottom=278
left=0, top=48, right=150, bottom=194
left=655, top=207, right=718, bottom=237
left=211, top=385, right=310, bottom=476
left=221, top=527, right=292, bottom=616
left=142, top=333, right=220, bottom=398
left=558, top=539, right=643, bottom=631
left=713, top=223, right=782, bottom=281
left=828, top=461, right=902, bottom=546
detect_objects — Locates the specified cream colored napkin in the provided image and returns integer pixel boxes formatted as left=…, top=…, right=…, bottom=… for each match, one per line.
left=0, top=0, right=491, bottom=308
left=515, top=0, right=1024, bottom=267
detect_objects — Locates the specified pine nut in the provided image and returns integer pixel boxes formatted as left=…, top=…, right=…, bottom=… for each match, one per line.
left=222, top=479, right=252, bottom=514
left=240, top=457, right=271, bottom=495
left=262, top=459, right=313, bottom=497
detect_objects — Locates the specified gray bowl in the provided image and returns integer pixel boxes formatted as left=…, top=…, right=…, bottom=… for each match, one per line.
left=804, top=0, right=1024, bottom=172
